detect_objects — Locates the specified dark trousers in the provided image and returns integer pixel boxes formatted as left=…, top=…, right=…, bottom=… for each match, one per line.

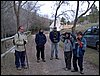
left=15, top=50, right=26, bottom=68
left=64, top=51, right=72, bottom=69
left=36, top=45, right=45, bottom=60
left=73, top=56, right=83, bottom=71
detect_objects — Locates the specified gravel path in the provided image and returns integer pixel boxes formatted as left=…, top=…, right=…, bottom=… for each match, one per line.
left=1, top=34, right=99, bottom=75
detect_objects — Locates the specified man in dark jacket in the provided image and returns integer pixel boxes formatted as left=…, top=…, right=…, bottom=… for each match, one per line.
left=49, top=27, right=60, bottom=60
left=35, top=29, right=47, bottom=62
left=71, top=31, right=87, bottom=74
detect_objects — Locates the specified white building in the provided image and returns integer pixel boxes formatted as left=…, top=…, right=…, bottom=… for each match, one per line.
left=49, top=18, right=63, bottom=31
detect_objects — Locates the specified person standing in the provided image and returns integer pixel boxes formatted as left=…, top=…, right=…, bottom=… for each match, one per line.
left=49, top=27, right=60, bottom=60
left=14, top=26, right=28, bottom=70
left=35, top=28, right=47, bottom=63
left=71, top=31, right=87, bottom=74
left=63, top=32, right=73, bottom=71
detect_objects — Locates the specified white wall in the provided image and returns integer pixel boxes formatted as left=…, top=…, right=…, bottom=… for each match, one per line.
left=49, top=19, right=63, bottom=31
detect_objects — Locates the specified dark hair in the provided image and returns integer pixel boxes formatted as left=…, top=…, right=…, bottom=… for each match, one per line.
left=77, top=31, right=83, bottom=35
left=54, top=27, right=57, bottom=29
left=65, top=32, right=70, bottom=39
left=39, top=28, right=44, bottom=32
left=18, top=26, right=23, bottom=31
left=39, top=28, right=42, bottom=31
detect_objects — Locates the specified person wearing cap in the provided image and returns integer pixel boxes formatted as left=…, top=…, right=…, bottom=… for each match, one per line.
left=49, top=27, right=60, bottom=60
left=71, top=31, right=87, bottom=74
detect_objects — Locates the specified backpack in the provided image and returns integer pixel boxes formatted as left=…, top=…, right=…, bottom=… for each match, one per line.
left=13, top=33, right=19, bottom=45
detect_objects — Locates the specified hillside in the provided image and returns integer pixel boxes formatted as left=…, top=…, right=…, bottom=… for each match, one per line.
left=1, top=1, right=52, bottom=38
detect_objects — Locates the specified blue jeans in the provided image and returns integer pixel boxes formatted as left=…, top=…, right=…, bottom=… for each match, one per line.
left=51, top=42, right=59, bottom=58
left=15, top=50, right=26, bottom=68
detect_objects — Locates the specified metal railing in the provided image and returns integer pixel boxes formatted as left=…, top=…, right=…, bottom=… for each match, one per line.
left=1, top=31, right=31, bottom=58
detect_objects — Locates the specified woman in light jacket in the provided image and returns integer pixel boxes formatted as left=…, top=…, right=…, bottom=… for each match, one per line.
left=63, top=32, right=73, bottom=71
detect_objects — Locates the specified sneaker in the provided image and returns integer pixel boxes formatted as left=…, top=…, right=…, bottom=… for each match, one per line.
left=80, top=71, right=84, bottom=74
left=37, top=60, right=40, bottom=63
left=64, top=68, right=69, bottom=71
left=17, top=67, right=21, bottom=70
left=68, top=68, right=71, bottom=70
left=55, top=57, right=59, bottom=60
left=50, top=57, right=53, bottom=60
left=71, top=69, right=78, bottom=72
left=42, top=59, right=46, bottom=62
left=22, top=66, right=27, bottom=69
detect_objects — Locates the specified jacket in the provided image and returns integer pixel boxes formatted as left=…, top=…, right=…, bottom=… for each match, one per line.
left=64, top=39, right=73, bottom=52
left=49, top=31, right=60, bottom=43
left=35, top=32, right=47, bottom=46
left=14, top=32, right=28, bottom=52
left=73, top=37, right=87, bottom=57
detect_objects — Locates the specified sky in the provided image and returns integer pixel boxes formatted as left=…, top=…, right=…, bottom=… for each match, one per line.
left=37, top=1, right=99, bottom=21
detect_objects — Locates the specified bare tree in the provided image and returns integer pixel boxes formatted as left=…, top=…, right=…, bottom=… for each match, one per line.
left=13, top=1, right=27, bottom=30
left=1, top=1, right=14, bottom=13
left=72, top=1, right=79, bottom=34
left=54, top=1, right=64, bottom=27
left=23, top=1, right=39, bottom=31
left=52, top=1, right=96, bottom=34
left=72, top=1, right=96, bottom=34
left=1, top=1, right=14, bottom=38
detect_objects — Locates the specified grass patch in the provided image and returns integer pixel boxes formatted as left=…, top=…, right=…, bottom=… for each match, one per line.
left=61, top=23, right=99, bottom=33
left=84, top=47, right=99, bottom=67
left=76, top=23, right=99, bottom=32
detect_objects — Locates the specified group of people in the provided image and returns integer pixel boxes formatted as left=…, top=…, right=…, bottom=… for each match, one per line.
left=14, top=26, right=86, bottom=74
left=62, top=31, right=87, bottom=74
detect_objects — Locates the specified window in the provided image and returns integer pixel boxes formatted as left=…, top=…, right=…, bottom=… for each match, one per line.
left=92, top=28, right=99, bottom=35
left=85, top=28, right=92, bottom=35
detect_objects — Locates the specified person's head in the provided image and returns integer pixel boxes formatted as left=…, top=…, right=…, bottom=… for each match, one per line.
left=39, top=28, right=44, bottom=34
left=77, top=31, right=83, bottom=39
left=53, top=27, right=57, bottom=31
left=65, top=32, right=70, bottom=39
left=18, top=26, right=24, bottom=33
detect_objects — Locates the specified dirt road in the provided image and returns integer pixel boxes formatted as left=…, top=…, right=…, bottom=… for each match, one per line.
left=1, top=34, right=99, bottom=75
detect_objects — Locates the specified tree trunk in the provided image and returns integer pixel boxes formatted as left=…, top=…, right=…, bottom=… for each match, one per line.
left=16, top=14, right=19, bottom=30
left=13, top=1, right=22, bottom=31
left=72, top=1, right=79, bottom=34
left=54, top=9, right=58, bottom=27
left=72, top=1, right=96, bottom=34
left=54, top=1, right=63, bottom=27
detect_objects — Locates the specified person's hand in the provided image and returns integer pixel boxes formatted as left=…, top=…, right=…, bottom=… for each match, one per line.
left=68, top=39, right=70, bottom=43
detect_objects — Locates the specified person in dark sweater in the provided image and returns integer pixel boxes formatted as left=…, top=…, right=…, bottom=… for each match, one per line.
left=49, top=27, right=60, bottom=60
left=35, top=29, right=47, bottom=62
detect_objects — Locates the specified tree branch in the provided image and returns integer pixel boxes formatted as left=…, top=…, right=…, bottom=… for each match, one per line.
left=54, top=1, right=64, bottom=27
left=1, top=1, right=7, bottom=9
left=13, top=1, right=17, bottom=16
left=72, top=1, right=79, bottom=34
left=56, top=10, right=75, bottom=18
left=3, top=4, right=14, bottom=13
left=30, top=1, right=38, bottom=11
left=78, top=1, right=96, bottom=19
left=21, top=1, right=27, bottom=7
